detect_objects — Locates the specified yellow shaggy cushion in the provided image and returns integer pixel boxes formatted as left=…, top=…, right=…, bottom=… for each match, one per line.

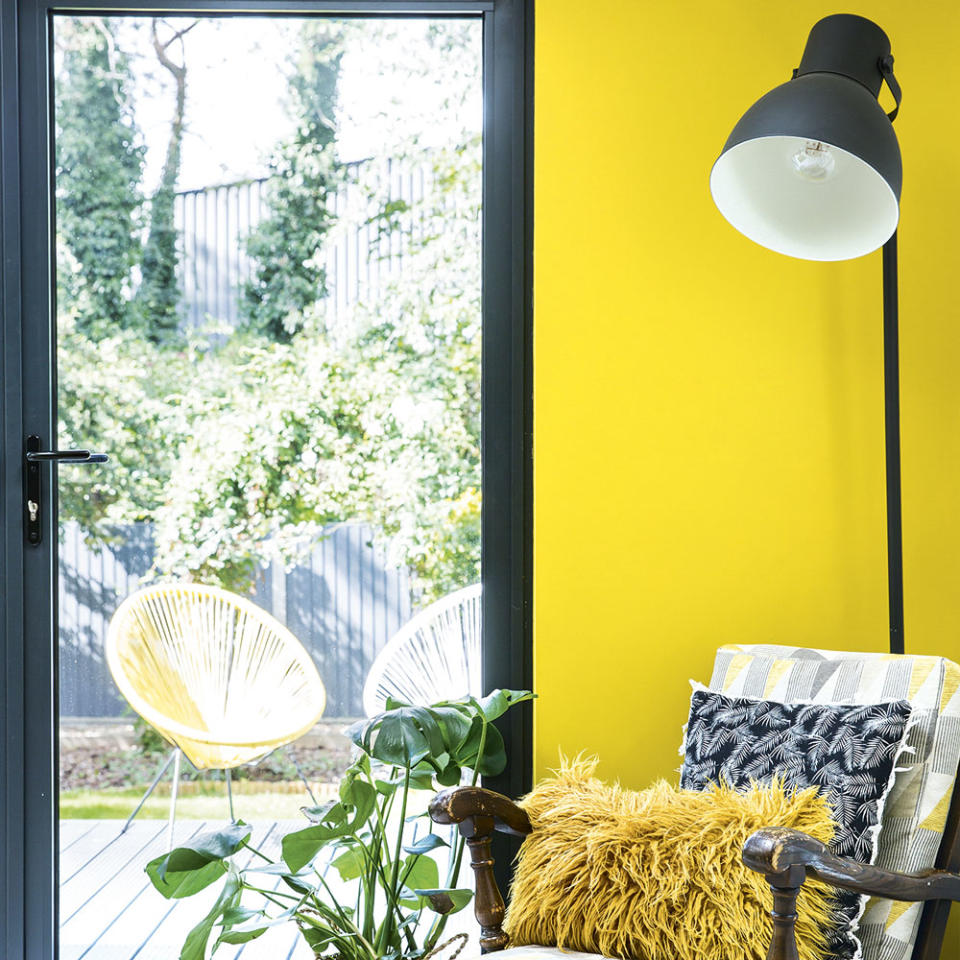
left=504, top=759, right=839, bottom=960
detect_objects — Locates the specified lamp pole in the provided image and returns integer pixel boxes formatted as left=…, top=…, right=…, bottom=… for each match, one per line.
left=708, top=14, right=905, bottom=654
left=883, top=231, right=904, bottom=653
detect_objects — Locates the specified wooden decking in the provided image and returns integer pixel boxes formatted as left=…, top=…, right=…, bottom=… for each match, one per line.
left=60, top=819, right=314, bottom=960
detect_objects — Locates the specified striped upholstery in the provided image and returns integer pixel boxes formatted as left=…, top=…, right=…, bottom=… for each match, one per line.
left=708, top=645, right=960, bottom=960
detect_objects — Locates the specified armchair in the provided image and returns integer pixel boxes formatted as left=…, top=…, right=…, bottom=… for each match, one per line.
left=429, top=646, right=960, bottom=960
left=429, top=784, right=960, bottom=960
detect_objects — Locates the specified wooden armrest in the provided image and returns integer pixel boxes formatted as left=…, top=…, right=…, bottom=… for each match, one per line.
left=743, top=828, right=960, bottom=960
left=429, top=788, right=532, bottom=954
left=429, top=786, right=532, bottom=838
left=744, top=827, right=960, bottom=901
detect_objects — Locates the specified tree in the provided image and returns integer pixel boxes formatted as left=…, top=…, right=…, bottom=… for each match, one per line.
left=55, top=18, right=144, bottom=340
left=242, top=22, right=343, bottom=342
left=136, top=19, right=196, bottom=342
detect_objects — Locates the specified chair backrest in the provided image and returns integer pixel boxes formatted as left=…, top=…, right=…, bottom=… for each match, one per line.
left=106, top=583, right=326, bottom=769
left=707, top=645, right=960, bottom=960
left=914, top=768, right=960, bottom=960
left=362, top=583, right=481, bottom=716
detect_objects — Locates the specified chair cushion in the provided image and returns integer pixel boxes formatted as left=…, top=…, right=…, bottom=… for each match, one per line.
left=504, top=759, right=839, bottom=960
left=708, top=645, right=960, bottom=960
left=680, top=689, right=913, bottom=960
left=465, top=950, right=757, bottom=960
left=469, top=949, right=602, bottom=960
left=464, top=949, right=602, bottom=960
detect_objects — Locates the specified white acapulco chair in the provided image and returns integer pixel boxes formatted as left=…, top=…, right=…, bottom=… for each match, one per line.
left=362, top=583, right=482, bottom=717
left=106, top=583, right=326, bottom=845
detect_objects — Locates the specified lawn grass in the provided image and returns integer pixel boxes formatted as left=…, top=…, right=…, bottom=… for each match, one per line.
left=60, top=784, right=326, bottom=821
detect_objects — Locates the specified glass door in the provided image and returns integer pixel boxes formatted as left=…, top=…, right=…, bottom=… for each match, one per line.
left=2, top=2, right=530, bottom=959
left=55, top=12, right=483, bottom=959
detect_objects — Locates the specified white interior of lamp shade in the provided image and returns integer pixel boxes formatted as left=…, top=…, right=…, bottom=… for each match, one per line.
left=710, top=136, right=899, bottom=261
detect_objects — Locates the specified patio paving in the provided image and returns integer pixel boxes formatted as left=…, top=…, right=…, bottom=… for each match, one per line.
left=60, top=819, right=313, bottom=960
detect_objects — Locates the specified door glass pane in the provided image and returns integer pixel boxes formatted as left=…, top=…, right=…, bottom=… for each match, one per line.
left=54, top=15, right=481, bottom=958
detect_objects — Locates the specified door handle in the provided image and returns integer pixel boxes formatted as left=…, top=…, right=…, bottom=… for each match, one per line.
left=25, top=449, right=109, bottom=464
left=24, top=435, right=109, bottom=546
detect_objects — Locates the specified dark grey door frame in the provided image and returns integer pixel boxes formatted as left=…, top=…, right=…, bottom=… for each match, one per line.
left=0, top=1, right=532, bottom=955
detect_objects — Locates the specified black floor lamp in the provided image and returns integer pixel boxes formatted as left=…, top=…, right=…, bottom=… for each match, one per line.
left=709, top=14, right=905, bottom=655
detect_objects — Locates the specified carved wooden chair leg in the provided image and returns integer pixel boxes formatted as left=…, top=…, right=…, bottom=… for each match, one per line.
left=461, top=814, right=510, bottom=954
left=764, top=866, right=807, bottom=960
left=430, top=786, right=532, bottom=955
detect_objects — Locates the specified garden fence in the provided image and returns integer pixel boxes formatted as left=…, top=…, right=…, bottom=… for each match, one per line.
left=174, top=157, right=430, bottom=334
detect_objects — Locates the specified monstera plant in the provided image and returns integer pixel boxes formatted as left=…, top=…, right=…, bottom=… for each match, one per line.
left=146, top=689, right=534, bottom=960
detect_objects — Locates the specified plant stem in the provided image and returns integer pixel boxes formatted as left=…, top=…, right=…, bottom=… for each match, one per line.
left=425, top=830, right=464, bottom=952
left=376, top=764, right=411, bottom=955
left=302, top=888, right=379, bottom=958
left=391, top=765, right=412, bottom=899
left=471, top=718, right=488, bottom=787
left=445, top=830, right=466, bottom=889
left=245, top=885, right=300, bottom=908
left=242, top=840, right=275, bottom=863
left=348, top=829, right=391, bottom=889
left=364, top=772, right=391, bottom=941
left=313, top=866, right=358, bottom=929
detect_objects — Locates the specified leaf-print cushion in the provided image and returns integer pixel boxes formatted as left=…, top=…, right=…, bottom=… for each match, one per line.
left=680, top=690, right=913, bottom=960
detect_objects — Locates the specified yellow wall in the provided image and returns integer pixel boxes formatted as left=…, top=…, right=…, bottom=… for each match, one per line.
left=533, top=2, right=960, bottom=950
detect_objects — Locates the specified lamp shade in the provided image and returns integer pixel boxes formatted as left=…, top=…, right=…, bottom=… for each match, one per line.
left=710, top=15, right=901, bottom=261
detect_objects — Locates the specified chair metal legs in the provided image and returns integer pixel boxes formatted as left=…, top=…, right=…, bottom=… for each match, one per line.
left=167, top=748, right=182, bottom=850
left=122, top=743, right=318, bottom=847
left=119, top=745, right=183, bottom=851
left=226, top=767, right=235, bottom=822
left=287, top=747, right=318, bottom=806
left=121, top=747, right=178, bottom=836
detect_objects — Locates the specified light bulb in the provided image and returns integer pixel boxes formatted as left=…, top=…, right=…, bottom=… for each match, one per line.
left=791, top=141, right=836, bottom=181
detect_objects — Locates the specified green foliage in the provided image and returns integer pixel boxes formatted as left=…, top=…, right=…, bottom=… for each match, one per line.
left=339, top=141, right=482, bottom=600
left=56, top=20, right=482, bottom=604
left=56, top=313, right=192, bottom=540
left=145, top=690, right=534, bottom=960
left=138, top=180, right=182, bottom=341
left=55, top=19, right=144, bottom=340
left=144, top=136, right=482, bottom=600
left=150, top=334, right=375, bottom=592
left=242, top=23, right=343, bottom=342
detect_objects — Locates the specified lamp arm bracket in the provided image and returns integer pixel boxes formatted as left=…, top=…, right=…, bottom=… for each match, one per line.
left=879, top=54, right=901, bottom=122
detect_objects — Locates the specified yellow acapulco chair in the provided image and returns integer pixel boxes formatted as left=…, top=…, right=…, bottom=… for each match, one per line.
left=106, top=583, right=326, bottom=844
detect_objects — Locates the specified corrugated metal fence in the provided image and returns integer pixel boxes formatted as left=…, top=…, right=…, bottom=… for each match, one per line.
left=174, top=158, right=429, bottom=333
left=59, top=521, right=411, bottom=719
